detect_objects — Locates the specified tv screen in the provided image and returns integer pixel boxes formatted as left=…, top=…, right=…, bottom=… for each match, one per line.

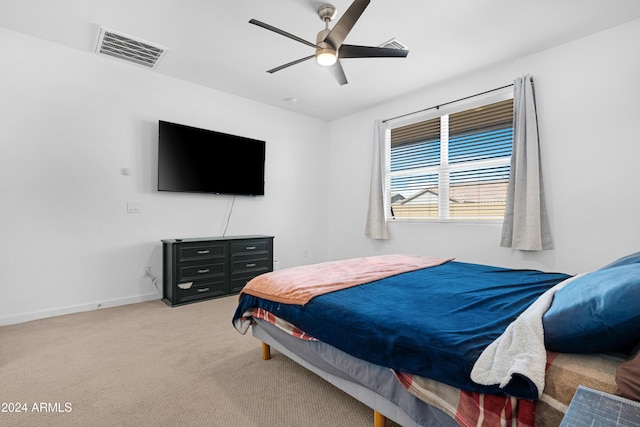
left=158, top=120, right=265, bottom=196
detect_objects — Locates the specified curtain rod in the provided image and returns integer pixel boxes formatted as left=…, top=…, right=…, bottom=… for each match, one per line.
left=382, top=82, right=515, bottom=123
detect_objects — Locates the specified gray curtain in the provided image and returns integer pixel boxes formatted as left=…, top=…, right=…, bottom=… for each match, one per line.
left=365, top=120, right=389, bottom=239
left=501, top=75, right=554, bottom=250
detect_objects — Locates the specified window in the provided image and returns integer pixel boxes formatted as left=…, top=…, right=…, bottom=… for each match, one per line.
left=386, top=93, right=513, bottom=221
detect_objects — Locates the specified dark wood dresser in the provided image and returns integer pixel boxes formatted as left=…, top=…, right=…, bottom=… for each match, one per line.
left=162, top=235, right=274, bottom=307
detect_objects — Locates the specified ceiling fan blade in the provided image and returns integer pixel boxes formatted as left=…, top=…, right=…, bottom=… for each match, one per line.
left=339, top=44, right=409, bottom=59
left=328, top=60, right=348, bottom=86
left=267, top=55, right=315, bottom=74
left=249, top=19, right=318, bottom=49
left=324, top=0, right=370, bottom=49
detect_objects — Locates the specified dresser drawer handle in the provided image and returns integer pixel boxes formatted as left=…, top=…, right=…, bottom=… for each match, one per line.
left=197, top=288, right=210, bottom=293
left=197, top=250, right=210, bottom=255
left=245, top=263, right=257, bottom=268
left=245, top=246, right=257, bottom=250
left=197, top=269, right=210, bottom=274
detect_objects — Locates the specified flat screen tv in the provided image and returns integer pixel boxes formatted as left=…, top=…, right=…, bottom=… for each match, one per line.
left=158, top=120, right=265, bottom=196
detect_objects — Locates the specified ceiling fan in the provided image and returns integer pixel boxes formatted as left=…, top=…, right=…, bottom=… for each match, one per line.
left=249, top=0, right=409, bottom=85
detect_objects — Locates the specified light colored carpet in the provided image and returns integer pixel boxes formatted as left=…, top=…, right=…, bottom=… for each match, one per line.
left=0, top=296, right=396, bottom=427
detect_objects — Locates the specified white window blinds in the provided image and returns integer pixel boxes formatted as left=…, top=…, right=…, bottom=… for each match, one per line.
left=388, top=98, right=513, bottom=221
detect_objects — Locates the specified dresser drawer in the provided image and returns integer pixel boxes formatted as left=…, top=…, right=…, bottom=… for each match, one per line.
left=229, top=272, right=267, bottom=294
left=230, top=256, right=270, bottom=276
left=178, top=261, right=225, bottom=281
left=176, top=278, right=227, bottom=303
left=178, top=243, right=226, bottom=262
left=230, top=239, right=270, bottom=255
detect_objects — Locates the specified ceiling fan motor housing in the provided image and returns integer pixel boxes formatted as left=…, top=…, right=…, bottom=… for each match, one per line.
left=316, top=28, right=337, bottom=65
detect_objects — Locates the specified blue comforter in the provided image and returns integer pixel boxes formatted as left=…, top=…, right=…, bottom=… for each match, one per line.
left=232, top=260, right=570, bottom=399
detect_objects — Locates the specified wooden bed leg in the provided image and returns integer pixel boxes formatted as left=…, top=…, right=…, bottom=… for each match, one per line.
left=373, top=410, right=387, bottom=427
left=261, top=342, right=271, bottom=360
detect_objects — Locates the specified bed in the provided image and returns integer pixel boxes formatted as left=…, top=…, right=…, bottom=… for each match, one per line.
left=232, top=253, right=640, bottom=426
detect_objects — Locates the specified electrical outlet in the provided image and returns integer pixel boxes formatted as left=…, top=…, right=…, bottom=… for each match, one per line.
left=127, top=201, right=141, bottom=213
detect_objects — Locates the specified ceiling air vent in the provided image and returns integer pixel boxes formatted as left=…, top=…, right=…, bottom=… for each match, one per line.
left=378, top=38, right=408, bottom=51
left=95, top=27, right=167, bottom=69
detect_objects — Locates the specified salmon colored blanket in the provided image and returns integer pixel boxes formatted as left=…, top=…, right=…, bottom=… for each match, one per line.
left=241, top=254, right=451, bottom=305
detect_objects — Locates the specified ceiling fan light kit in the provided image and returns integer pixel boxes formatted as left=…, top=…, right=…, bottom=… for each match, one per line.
left=316, top=47, right=337, bottom=66
left=249, top=0, right=408, bottom=85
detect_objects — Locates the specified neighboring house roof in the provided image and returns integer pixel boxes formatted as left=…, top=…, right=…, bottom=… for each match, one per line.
left=392, top=181, right=509, bottom=205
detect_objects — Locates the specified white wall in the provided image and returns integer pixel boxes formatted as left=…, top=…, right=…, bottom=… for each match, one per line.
left=327, top=19, right=640, bottom=275
left=0, top=28, right=330, bottom=325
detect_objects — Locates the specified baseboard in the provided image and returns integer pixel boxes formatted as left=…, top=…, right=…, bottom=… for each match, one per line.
left=0, top=293, right=161, bottom=326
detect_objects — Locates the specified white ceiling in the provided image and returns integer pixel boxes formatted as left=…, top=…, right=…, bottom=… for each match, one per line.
left=2, top=0, right=640, bottom=121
